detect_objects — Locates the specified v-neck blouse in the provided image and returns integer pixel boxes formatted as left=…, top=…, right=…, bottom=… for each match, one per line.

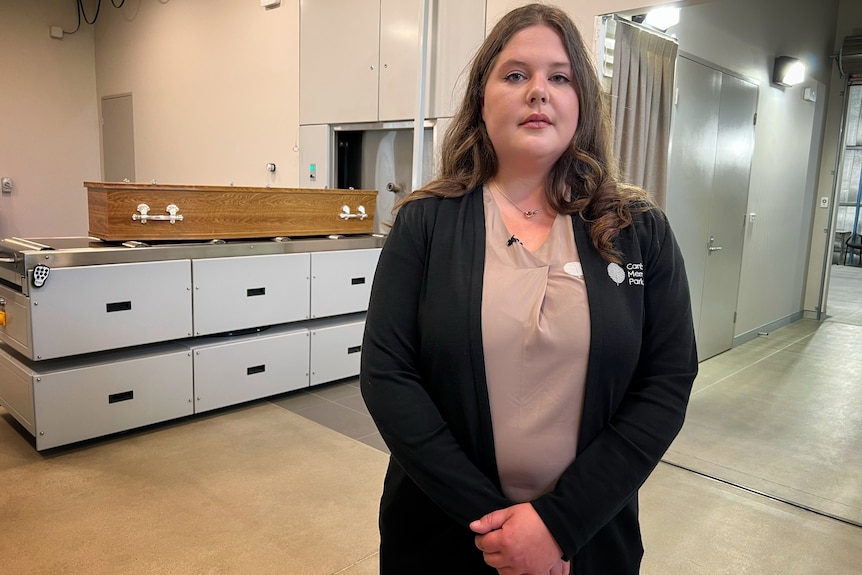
left=481, top=185, right=591, bottom=503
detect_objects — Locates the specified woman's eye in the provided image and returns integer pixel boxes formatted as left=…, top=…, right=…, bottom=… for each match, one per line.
left=505, top=72, right=526, bottom=82
left=550, top=74, right=570, bottom=84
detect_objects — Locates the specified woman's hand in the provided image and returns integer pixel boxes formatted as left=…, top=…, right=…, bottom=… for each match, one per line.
left=470, top=503, right=565, bottom=574
left=548, top=558, right=571, bottom=575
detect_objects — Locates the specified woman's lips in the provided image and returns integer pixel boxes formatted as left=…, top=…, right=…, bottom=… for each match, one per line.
left=520, top=114, right=551, bottom=126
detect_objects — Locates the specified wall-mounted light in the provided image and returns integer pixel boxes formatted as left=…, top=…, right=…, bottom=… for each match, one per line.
left=644, top=7, right=680, bottom=31
left=773, top=56, right=806, bottom=87
left=631, top=7, right=680, bottom=31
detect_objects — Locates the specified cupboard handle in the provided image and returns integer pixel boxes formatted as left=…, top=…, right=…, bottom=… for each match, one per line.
left=247, top=364, right=266, bottom=376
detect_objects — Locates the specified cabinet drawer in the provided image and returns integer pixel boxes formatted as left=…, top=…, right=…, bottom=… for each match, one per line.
left=310, top=248, right=380, bottom=318
left=310, top=319, right=365, bottom=385
left=28, top=260, right=192, bottom=360
left=190, top=326, right=310, bottom=413
left=22, top=345, right=194, bottom=451
left=192, top=253, right=310, bottom=336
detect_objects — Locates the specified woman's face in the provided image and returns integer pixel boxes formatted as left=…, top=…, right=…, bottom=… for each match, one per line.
left=481, top=24, right=580, bottom=172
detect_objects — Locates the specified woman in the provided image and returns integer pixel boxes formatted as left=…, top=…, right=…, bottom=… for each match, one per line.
left=360, top=4, right=698, bottom=574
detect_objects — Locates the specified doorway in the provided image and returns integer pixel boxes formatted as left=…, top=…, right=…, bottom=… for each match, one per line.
left=824, top=79, right=862, bottom=324
left=101, top=94, right=136, bottom=183
left=665, top=55, right=759, bottom=360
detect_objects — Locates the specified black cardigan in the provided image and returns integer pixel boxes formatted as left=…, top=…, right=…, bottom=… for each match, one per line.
left=361, top=186, right=698, bottom=574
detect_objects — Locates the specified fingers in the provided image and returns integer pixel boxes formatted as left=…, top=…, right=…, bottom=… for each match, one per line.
left=475, top=503, right=564, bottom=574
left=470, top=507, right=511, bottom=534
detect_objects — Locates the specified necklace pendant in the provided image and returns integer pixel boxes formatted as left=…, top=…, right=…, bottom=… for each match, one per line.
left=524, top=209, right=538, bottom=218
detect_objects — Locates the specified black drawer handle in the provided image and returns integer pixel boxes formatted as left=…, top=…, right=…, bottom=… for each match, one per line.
left=108, top=390, right=134, bottom=404
left=347, top=345, right=362, bottom=354
left=106, top=301, right=132, bottom=313
left=247, top=287, right=266, bottom=297
left=351, top=277, right=366, bottom=285
left=247, top=364, right=266, bottom=375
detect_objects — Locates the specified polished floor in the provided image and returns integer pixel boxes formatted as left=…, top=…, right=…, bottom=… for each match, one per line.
left=1, top=266, right=861, bottom=573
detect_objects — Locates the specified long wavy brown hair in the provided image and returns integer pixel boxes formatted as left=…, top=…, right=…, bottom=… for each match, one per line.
left=401, top=3, right=650, bottom=262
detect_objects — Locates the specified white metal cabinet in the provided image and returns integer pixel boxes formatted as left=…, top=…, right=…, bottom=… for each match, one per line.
left=190, top=326, right=310, bottom=413
left=192, top=253, right=310, bottom=336
left=299, top=0, right=485, bottom=124
left=28, top=260, right=192, bottom=360
left=309, top=318, right=365, bottom=385
left=0, top=343, right=194, bottom=451
left=310, top=248, right=380, bottom=318
left=0, top=237, right=383, bottom=451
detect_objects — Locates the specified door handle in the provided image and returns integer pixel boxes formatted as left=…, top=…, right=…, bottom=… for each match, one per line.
left=708, top=236, right=723, bottom=254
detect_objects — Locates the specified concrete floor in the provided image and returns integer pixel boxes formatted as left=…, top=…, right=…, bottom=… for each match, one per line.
left=1, top=266, right=860, bottom=573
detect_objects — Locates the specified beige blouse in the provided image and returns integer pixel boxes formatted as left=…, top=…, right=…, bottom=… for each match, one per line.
left=482, top=185, right=591, bottom=503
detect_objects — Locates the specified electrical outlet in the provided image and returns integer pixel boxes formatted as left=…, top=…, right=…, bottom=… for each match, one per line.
left=1, top=177, right=12, bottom=193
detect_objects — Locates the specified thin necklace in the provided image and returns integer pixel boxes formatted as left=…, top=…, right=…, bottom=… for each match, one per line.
left=492, top=181, right=545, bottom=219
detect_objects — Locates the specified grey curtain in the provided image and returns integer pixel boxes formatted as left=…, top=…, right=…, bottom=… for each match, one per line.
left=610, top=19, right=678, bottom=208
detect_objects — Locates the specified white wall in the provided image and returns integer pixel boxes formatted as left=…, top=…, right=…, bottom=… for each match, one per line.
left=0, top=0, right=100, bottom=238
left=94, top=0, right=300, bottom=189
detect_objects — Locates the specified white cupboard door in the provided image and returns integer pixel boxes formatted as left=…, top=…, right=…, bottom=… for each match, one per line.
left=428, top=0, right=486, bottom=119
left=299, top=0, right=380, bottom=124
left=378, top=0, right=420, bottom=122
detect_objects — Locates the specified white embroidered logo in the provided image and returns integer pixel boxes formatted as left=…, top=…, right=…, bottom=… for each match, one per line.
left=607, top=263, right=625, bottom=285
left=563, top=262, right=583, bottom=277
left=626, top=262, right=645, bottom=285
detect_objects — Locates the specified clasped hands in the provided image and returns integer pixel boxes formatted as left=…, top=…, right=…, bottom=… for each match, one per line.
left=470, top=502, right=570, bottom=575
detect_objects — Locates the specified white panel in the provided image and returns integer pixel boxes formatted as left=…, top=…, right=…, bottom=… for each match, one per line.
left=32, top=346, right=193, bottom=450
left=191, top=327, right=310, bottom=413
left=428, top=0, right=486, bottom=119
left=310, top=320, right=365, bottom=385
left=299, top=0, right=380, bottom=124
left=378, top=0, right=420, bottom=121
left=310, top=248, right=380, bottom=318
left=0, top=345, right=36, bottom=433
left=0, top=284, right=31, bottom=358
left=192, top=253, right=310, bottom=336
left=298, top=124, right=331, bottom=189
left=29, top=260, right=192, bottom=360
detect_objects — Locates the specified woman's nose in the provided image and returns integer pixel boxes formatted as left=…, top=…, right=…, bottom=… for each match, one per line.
left=528, top=79, right=548, bottom=104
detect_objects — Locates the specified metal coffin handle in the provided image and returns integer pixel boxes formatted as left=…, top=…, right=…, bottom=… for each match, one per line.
left=339, top=205, right=368, bottom=220
left=132, top=203, right=184, bottom=224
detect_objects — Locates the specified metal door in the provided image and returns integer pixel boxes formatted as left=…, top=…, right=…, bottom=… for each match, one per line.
left=666, top=56, right=757, bottom=360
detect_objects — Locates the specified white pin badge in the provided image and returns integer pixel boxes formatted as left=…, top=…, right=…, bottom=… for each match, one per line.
left=607, top=262, right=625, bottom=285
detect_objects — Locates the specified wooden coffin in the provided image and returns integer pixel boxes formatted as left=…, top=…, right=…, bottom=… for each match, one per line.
left=86, top=182, right=377, bottom=241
